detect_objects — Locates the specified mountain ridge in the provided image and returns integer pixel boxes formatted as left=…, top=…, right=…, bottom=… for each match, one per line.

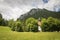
left=18, top=8, right=60, bottom=21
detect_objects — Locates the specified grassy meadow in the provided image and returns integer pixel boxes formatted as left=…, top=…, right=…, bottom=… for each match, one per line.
left=0, top=26, right=60, bottom=40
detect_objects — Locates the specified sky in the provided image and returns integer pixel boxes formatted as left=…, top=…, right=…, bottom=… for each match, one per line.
left=0, top=0, right=60, bottom=20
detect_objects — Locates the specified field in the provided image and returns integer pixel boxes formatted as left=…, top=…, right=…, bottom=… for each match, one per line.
left=0, top=26, right=60, bottom=40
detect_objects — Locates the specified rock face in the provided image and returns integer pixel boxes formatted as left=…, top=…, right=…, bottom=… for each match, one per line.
left=18, top=8, right=60, bottom=21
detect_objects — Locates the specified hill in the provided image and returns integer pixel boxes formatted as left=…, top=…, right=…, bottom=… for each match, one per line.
left=18, top=8, right=60, bottom=21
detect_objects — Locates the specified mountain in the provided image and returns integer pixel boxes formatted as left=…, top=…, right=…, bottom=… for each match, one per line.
left=18, top=8, right=60, bottom=21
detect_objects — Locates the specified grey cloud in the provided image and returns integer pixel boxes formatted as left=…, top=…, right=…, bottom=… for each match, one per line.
left=0, top=0, right=60, bottom=20
left=4, top=0, right=43, bottom=7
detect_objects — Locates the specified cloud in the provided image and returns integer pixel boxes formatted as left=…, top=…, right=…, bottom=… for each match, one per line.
left=0, top=0, right=43, bottom=20
left=0, top=0, right=60, bottom=20
left=44, top=0, right=60, bottom=11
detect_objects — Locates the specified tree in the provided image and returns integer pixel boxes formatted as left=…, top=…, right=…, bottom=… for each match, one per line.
left=41, top=18, right=48, bottom=32
left=1, top=19, right=8, bottom=26
left=8, top=19, right=14, bottom=27
left=11, top=22, right=16, bottom=31
left=15, top=21, right=23, bottom=32
left=0, top=13, right=3, bottom=25
left=55, top=19, right=60, bottom=32
left=47, top=17, right=55, bottom=32
left=0, top=13, right=8, bottom=26
left=41, top=17, right=60, bottom=32
left=25, top=17, right=38, bottom=32
left=0, top=13, right=2, bottom=19
left=8, top=19, right=16, bottom=31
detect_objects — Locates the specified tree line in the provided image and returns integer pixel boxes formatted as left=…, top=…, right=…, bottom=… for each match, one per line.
left=0, top=13, right=60, bottom=32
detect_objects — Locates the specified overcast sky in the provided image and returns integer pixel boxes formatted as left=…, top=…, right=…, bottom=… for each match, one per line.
left=0, top=0, right=60, bottom=20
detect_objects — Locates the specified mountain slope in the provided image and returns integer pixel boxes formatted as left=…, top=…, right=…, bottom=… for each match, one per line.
left=18, top=8, right=60, bottom=21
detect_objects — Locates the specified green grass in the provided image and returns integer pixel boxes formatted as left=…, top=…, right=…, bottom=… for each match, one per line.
left=0, top=26, right=60, bottom=40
